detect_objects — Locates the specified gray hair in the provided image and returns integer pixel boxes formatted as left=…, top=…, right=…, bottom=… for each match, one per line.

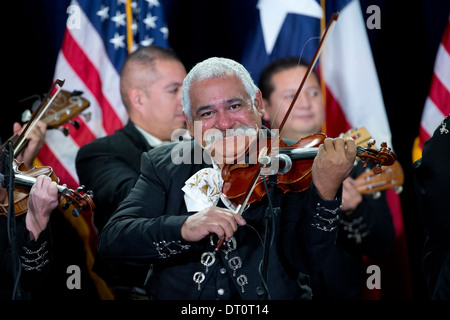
left=182, top=57, right=258, bottom=120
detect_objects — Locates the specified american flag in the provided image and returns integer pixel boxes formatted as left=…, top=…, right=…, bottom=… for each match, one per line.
left=35, top=0, right=169, bottom=299
left=37, top=0, right=169, bottom=190
left=413, top=13, right=450, bottom=163
left=240, top=0, right=410, bottom=299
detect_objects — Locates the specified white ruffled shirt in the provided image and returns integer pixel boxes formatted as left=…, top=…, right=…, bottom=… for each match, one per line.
left=182, top=161, right=239, bottom=213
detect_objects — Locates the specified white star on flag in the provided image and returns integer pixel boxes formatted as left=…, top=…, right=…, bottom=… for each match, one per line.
left=160, top=26, right=168, bottom=39
left=109, top=32, right=125, bottom=49
left=146, top=0, right=160, bottom=8
left=111, top=10, right=126, bottom=28
left=143, top=12, right=158, bottom=29
left=140, top=35, right=154, bottom=46
left=258, top=0, right=322, bottom=55
left=96, top=5, right=109, bottom=22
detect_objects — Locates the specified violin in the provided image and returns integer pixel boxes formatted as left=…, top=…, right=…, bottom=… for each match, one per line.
left=0, top=159, right=95, bottom=217
left=221, top=133, right=396, bottom=208
left=0, top=79, right=94, bottom=217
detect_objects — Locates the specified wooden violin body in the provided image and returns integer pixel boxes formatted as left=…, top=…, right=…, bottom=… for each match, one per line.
left=0, top=160, right=95, bottom=217
left=221, top=133, right=397, bottom=208
left=0, top=160, right=54, bottom=216
left=221, top=133, right=325, bottom=206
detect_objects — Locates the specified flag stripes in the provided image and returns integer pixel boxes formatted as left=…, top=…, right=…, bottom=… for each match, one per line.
left=414, top=14, right=450, bottom=160
left=35, top=0, right=170, bottom=299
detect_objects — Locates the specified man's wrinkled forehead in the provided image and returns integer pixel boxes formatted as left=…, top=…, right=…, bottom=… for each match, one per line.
left=190, top=75, right=248, bottom=106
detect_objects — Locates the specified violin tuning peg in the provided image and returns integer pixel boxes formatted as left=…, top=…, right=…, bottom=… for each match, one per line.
left=21, top=109, right=32, bottom=122
left=72, top=208, right=81, bottom=217
left=372, top=164, right=382, bottom=175
left=367, top=139, right=376, bottom=149
left=59, top=127, right=70, bottom=137
left=62, top=200, right=72, bottom=210
left=70, top=90, right=83, bottom=97
left=361, top=159, right=369, bottom=170
left=69, top=120, right=80, bottom=129
left=87, top=190, right=94, bottom=197
left=76, top=185, right=85, bottom=193
left=395, top=186, right=403, bottom=194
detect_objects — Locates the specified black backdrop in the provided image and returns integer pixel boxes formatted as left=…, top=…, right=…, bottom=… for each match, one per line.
left=3, top=0, right=450, bottom=300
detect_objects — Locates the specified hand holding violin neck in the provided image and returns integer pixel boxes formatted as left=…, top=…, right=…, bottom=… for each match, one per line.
left=0, top=162, right=95, bottom=217
left=311, top=138, right=357, bottom=201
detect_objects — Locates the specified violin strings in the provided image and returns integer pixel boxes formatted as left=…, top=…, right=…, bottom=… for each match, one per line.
left=269, top=36, right=321, bottom=131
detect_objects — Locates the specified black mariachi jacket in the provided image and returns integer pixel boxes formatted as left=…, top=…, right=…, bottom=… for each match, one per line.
left=75, top=120, right=153, bottom=289
left=75, top=120, right=152, bottom=232
left=98, top=139, right=343, bottom=300
left=0, top=214, right=51, bottom=300
left=414, top=114, right=450, bottom=299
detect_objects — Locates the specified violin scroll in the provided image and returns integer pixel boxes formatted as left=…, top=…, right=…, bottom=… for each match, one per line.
left=60, top=185, right=95, bottom=217
left=357, top=140, right=396, bottom=174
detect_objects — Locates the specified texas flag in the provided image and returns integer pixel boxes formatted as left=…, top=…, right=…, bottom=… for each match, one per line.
left=241, top=0, right=411, bottom=299
left=242, top=0, right=391, bottom=146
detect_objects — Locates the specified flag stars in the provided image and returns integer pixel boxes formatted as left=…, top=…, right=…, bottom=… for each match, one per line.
left=140, top=35, right=154, bottom=46
left=131, top=21, right=138, bottom=35
left=110, top=32, right=126, bottom=49
left=146, top=0, right=160, bottom=8
left=258, top=0, right=322, bottom=55
left=160, top=26, right=168, bottom=39
left=94, top=1, right=168, bottom=50
left=127, top=0, right=138, bottom=12
left=143, top=12, right=158, bottom=29
left=111, top=10, right=126, bottom=28
left=96, top=5, right=109, bottom=22
left=131, top=42, right=139, bottom=53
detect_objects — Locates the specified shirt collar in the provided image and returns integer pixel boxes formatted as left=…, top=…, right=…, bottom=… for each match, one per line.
left=134, top=124, right=165, bottom=148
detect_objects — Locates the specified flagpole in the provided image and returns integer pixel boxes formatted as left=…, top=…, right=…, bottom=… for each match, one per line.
left=126, top=0, right=133, bottom=53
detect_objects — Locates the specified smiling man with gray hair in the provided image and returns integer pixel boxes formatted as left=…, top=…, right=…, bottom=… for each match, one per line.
left=98, top=56, right=356, bottom=300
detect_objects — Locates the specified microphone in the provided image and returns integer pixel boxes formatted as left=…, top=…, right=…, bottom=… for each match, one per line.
left=259, top=154, right=292, bottom=175
left=0, top=141, right=14, bottom=188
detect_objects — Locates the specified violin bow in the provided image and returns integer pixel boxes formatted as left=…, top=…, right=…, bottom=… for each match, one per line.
left=11, top=79, right=65, bottom=157
left=237, top=13, right=340, bottom=214
left=277, top=13, right=338, bottom=136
